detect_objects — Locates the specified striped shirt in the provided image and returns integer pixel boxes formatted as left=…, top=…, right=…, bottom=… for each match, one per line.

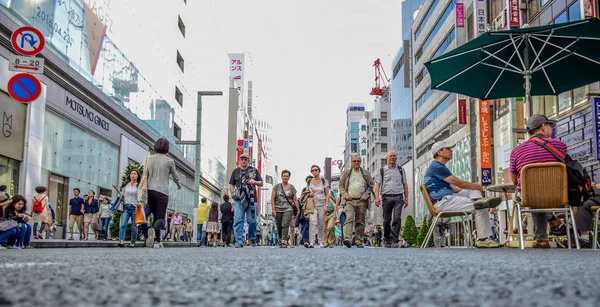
left=509, top=134, right=567, bottom=188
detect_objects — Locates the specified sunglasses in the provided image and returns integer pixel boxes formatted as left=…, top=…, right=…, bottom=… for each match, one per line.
left=311, top=169, right=319, bottom=172
left=352, top=160, right=361, bottom=163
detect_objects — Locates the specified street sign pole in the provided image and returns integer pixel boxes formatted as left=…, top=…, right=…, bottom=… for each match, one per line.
left=8, top=26, right=46, bottom=104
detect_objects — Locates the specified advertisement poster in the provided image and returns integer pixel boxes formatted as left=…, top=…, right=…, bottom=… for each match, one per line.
left=583, top=0, right=596, bottom=18
left=479, top=100, right=492, bottom=185
left=456, top=3, right=465, bottom=27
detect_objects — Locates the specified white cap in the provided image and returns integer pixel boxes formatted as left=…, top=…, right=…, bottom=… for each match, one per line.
left=431, top=141, right=455, bottom=157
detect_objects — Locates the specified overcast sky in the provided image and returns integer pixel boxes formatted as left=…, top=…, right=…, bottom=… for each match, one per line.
left=188, top=0, right=403, bottom=188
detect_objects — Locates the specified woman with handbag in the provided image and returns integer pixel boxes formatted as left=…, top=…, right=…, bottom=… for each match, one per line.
left=139, top=138, right=181, bottom=248
left=114, top=169, right=142, bottom=248
left=3, top=195, right=32, bottom=249
left=31, top=186, right=48, bottom=239
left=83, top=190, right=100, bottom=241
left=271, top=170, right=300, bottom=248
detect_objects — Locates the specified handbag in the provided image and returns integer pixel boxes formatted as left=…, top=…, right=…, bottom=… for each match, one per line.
left=111, top=196, right=124, bottom=214
left=0, top=219, right=18, bottom=231
left=134, top=205, right=147, bottom=225
left=280, top=184, right=298, bottom=216
left=138, top=156, right=149, bottom=204
left=92, top=220, right=103, bottom=232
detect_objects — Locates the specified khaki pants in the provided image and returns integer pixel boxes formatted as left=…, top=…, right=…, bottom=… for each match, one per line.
left=325, top=211, right=336, bottom=245
left=69, top=215, right=83, bottom=237
left=172, top=224, right=183, bottom=241
left=343, top=200, right=367, bottom=243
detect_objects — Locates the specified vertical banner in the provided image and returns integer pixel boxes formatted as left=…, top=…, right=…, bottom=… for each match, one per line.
left=458, top=98, right=467, bottom=125
left=582, top=0, right=596, bottom=18
left=373, top=118, right=381, bottom=143
left=84, top=2, right=107, bottom=76
left=474, top=0, right=489, bottom=38
left=236, top=139, right=244, bottom=167
left=228, top=53, right=245, bottom=92
left=508, top=0, right=520, bottom=28
left=257, top=139, right=263, bottom=210
left=359, top=118, right=368, bottom=161
left=403, top=40, right=410, bottom=88
left=456, top=3, right=465, bottom=27
left=479, top=100, right=492, bottom=185
left=593, top=98, right=600, bottom=160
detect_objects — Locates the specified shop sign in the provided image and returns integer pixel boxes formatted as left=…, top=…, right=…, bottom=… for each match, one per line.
left=456, top=3, right=465, bottom=27
left=0, top=94, right=26, bottom=161
left=236, top=139, right=244, bottom=167
left=474, top=0, right=489, bottom=37
left=479, top=100, right=492, bottom=185
left=508, top=0, right=520, bottom=28
left=65, top=94, right=110, bottom=131
left=373, top=118, right=381, bottom=143
left=458, top=98, right=467, bottom=124
left=593, top=98, right=600, bottom=160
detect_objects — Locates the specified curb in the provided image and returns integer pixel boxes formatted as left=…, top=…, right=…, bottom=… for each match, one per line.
left=30, top=240, right=198, bottom=248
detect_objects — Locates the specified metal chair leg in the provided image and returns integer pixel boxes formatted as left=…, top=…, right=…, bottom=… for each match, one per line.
left=594, top=209, right=600, bottom=250
left=565, top=208, right=572, bottom=250
left=421, top=214, right=439, bottom=249
left=569, top=206, right=580, bottom=250
left=516, top=204, right=525, bottom=249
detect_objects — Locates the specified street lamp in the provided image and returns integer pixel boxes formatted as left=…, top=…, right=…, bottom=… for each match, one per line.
left=177, top=91, right=223, bottom=208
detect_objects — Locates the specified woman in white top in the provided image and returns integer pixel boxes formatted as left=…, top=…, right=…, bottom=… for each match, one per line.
left=141, top=138, right=181, bottom=248
left=113, top=169, right=141, bottom=248
left=308, top=165, right=331, bottom=248
left=99, top=198, right=112, bottom=240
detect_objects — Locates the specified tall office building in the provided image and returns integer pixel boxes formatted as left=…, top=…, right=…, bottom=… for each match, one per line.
left=343, top=103, right=367, bottom=170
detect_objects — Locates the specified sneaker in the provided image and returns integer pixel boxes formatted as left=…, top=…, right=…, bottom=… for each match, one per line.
left=250, top=240, right=256, bottom=247
left=153, top=242, right=164, bottom=248
left=343, top=240, right=352, bottom=248
left=303, top=242, right=309, bottom=248
left=475, top=238, right=502, bottom=248
left=6, top=245, right=18, bottom=249
left=356, top=244, right=364, bottom=248
left=319, top=244, right=324, bottom=248
left=329, top=244, right=334, bottom=248
left=473, top=197, right=502, bottom=210
left=146, top=229, right=155, bottom=248
left=234, top=244, right=243, bottom=248
left=0, top=245, right=6, bottom=249
left=323, top=244, right=329, bottom=248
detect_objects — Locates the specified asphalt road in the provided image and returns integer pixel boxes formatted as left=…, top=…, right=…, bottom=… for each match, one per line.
left=1, top=246, right=599, bottom=307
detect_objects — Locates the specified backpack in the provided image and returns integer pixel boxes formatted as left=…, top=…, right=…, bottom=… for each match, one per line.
left=380, top=166, right=405, bottom=192
left=529, top=137, right=594, bottom=206
left=32, top=195, right=46, bottom=214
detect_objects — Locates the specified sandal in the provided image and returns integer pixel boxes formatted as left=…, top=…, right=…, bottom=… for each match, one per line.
left=118, top=242, right=125, bottom=248
left=129, top=243, right=135, bottom=248
left=68, top=237, right=74, bottom=241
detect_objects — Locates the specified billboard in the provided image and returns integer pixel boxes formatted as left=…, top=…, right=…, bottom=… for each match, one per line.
left=228, top=53, right=245, bottom=91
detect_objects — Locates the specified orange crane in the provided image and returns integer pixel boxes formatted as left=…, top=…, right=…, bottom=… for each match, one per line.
left=369, top=58, right=390, bottom=96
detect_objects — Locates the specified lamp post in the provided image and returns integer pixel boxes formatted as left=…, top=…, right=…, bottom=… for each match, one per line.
left=260, top=187, right=269, bottom=245
left=177, top=91, right=223, bottom=209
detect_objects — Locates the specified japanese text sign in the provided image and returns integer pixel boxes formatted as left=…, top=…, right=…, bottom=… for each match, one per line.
left=508, top=0, right=520, bottom=27
left=228, top=53, right=245, bottom=92
left=479, top=100, right=492, bottom=185
left=593, top=98, right=600, bottom=160
left=456, top=3, right=465, bottom=28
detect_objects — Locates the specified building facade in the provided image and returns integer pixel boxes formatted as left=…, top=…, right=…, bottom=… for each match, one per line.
left=0, top=1, right=225, bottom=238
left=343, top=103, right=367, bottom=170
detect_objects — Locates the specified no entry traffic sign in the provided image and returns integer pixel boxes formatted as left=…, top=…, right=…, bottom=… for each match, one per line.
left=7, top=73, right=42, bottom=104
left=11, top=26, right=45, bottom=56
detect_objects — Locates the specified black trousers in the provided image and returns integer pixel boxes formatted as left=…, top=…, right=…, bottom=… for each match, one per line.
left=221, top=221, right=233, bottom=245
left=148, top=190, right=169, bottom=243
left=382, top=194, right=404, bottom=243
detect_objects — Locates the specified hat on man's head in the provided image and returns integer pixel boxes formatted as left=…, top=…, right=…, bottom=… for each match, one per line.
left=240, top=153, right=250, bottom=159
left=430, top=141, right=455, bottom=158
left=526, top=114, right=557, bottom=132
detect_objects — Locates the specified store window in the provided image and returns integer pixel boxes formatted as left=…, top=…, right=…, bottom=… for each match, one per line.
left=569, top=0, right=581, bottom=20
left=558, top=91, right=572, bottom=113
left=555, top=11, right=568, bottom=23
left=0, top=156, right=19, bottom=197
left=532, top=95, right=556, bottom=117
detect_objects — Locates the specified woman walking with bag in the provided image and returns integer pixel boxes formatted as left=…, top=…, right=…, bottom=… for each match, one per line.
left=140, top=138, right=181, bottom=248
left=307, top=165, right=331, bottom=248
left=31, top=186, right=48, bottom=239
left=83, top=190, right=100, bottom=241
left=271, top=170, right=300, bottom=248
left=113, top=169, right=141, bottom=248
left=99, top=197, right=112, bottom=240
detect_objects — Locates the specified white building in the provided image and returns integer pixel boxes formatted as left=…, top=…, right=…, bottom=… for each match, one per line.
left=343, top=103, right=367, bottom=171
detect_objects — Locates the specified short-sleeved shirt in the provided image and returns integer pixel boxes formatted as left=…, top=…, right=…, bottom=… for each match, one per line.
left=69, top=197, right=84, bottom=216
left=274, top=183, right=297, bottom=212
left=309, top=179, right=328, bottom=207
left=229, top=166, right=263, bottom=204
left=509, top=134, right=567, bottom=188
left=348, top=169, right=366, bottom=198
left=424, top=161, right=454, bottom=201
left=375, top=165, right=407, bottom=195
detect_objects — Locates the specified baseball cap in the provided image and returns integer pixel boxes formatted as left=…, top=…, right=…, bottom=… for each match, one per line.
left=430, top=141, right=455, bottom=157
left=240, top=154, right=250, bottom=159
left=526, top=114, right=557, bottom=132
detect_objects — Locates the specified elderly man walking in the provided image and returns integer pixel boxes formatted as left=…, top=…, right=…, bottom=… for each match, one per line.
left=339, top=155, right=374, bottom=248
left=375, top=152, right=409, bottom=248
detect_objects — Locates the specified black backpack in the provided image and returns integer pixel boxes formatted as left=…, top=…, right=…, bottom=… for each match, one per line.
left=530, top=137, right=594, bottom=206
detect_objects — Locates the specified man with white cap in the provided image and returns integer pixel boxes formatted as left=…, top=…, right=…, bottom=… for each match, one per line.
left=229, top=153, right=263, bottom=248
left=424, top=141, right=502, bottom=248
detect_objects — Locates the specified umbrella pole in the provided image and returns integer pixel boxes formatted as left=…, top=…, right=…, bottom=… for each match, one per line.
left=525, top=73, right=532, bottom=116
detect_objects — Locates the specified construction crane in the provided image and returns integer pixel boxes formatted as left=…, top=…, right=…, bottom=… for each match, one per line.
left=369, top=58, right=390, bottom=97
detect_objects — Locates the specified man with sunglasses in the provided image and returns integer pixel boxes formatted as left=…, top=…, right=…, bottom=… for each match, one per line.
left=229, top=154, right=263, bottom=247
left=339, top=155, right=375, bottom=248
left=424, top=141, right=502, bottom=248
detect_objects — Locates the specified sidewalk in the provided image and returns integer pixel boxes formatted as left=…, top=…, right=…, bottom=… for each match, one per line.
left=30, top=239, right=197, bottom=248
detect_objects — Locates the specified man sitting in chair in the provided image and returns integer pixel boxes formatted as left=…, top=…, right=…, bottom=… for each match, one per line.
left=424, top=141, right=502, bottom=248
left=509, top=114, right=567, bottom=248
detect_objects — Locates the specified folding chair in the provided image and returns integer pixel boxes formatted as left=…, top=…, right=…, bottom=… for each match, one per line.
left=592, top=206, right=600, bottom=250
left=517, top=162, right=579, bottom=249
left=419, top=185, right=473, bottom=248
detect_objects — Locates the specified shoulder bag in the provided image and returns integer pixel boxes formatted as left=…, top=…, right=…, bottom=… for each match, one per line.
left=0, top=219, right=18, bottom=231
left=280, top=184, right=298, bottom=216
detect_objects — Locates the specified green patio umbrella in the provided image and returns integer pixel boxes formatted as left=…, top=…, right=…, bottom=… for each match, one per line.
left=424, top=18, right=600, bottom=102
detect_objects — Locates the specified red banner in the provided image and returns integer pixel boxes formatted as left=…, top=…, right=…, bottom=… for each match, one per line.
left=257, top=139, right=263, bottom=210
left=458, top=99, right=467, bottom=125
left=508, top=0, right=520, bottom=28
left=236, top=139, right=244, bottom=167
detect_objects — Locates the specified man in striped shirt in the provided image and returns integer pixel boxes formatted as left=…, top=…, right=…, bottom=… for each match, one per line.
left=509, top=114, right=565, bottom=248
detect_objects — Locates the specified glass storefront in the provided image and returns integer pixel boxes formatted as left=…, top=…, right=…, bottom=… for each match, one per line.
left=41, top=111, right=119, bottom=232
left=0, top=155, right=19, bottom=197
